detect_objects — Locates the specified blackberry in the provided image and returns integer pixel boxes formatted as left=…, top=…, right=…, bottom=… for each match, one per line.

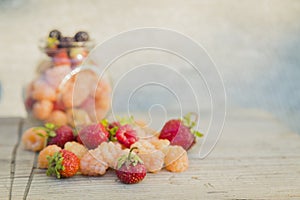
left=74, top=31, right=89, bottom=42
left=49, top=29, right=62, bottom=40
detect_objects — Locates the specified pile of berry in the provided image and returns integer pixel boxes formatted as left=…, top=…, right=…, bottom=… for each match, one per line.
left=22, top=114, right=202, bottom=184
left=25, top=30, right=111, bottom=127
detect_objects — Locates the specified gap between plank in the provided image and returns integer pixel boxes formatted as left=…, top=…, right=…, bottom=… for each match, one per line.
left=23, top=153, right=37, bottom=200
left=9, top=118, right=24, bottom=200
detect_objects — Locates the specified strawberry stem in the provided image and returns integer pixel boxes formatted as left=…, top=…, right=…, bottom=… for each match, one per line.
left=128, top=147, right=138, bottom=160
left=182, top=112, right=203, bottom=138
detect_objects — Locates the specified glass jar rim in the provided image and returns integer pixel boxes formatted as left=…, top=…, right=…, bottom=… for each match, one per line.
left=38, top=37, right=95, bottom=53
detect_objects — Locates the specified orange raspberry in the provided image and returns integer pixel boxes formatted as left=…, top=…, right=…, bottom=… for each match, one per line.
left=32, top=100, right=53, bottom=120
left=164, top=145, right=189, bottom=173
left=31, top=79, right=56, bottom=101
left=22, top=127, right=47, bottom=152
left=38, top=145, right=62, bottom=168
left=46, top=110, right=68, bottom=126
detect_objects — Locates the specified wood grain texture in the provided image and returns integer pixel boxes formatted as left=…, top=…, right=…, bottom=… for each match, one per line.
left=9, top=120, right=40, bottom=200
left=0, top=118, right=22, bottom=200
left=1, top=111, right=300, bottom=200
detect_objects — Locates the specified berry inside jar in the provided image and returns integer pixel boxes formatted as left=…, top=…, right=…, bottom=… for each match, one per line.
left=25, top=30, right=112, bottom=127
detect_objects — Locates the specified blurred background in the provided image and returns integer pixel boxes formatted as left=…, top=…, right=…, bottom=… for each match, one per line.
left=0, top=0, right=299, bottom=133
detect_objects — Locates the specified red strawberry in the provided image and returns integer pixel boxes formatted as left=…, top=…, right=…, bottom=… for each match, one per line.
left=47, top=149, right=79, bottom=178
left=115, top=124, right=138, bottom=148
left=116, top=147, right=146, bottom=184
left=45, top=124, right=75, bottom=148
left=159, top=113, right=203, bottom=150
left=78, top=123, right=109, bottom=149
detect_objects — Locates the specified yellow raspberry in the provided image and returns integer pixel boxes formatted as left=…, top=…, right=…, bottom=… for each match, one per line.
left=131, top=140, right=156, bottom=153
left=64, top=141, right=88, bottom=159
left=149, top=138, right=170, bottom=152
left=96, top=142, right=123, bottom=168
left=80, top=148, right=108, bottom=176
left=131, top=140, right=164, bottom=173
left=138, top=150, right=165, bottom=173
left=164, top=145, right=189, bottom=173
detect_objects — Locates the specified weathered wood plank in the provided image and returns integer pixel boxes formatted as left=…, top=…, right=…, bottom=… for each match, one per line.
left=0, top=118, right=22, bottom=200
left=25, top=111, right=300, bottom=200
left=9, top=119, right=41, bottom=200
left=1, top=110, right=300, bottom=199
left=25, top=155, right=300, bottom=200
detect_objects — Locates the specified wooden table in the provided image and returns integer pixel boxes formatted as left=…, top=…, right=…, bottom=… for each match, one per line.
left=1, top=110, right=300, bottom=200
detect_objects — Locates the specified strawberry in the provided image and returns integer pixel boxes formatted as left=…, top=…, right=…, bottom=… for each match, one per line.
left=46, top=149, right=79, bottom=178
left=115, top=124, right=138, bottom=148
left=115, top=147, right=146, bottom=184
left=78, top=123, right=109, bottom=149
left=46, top=124, right=75, bottom=148
left=159, top=113, right=203, bottom=150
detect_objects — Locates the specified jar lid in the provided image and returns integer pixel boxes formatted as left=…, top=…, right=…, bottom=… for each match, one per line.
left=39, top=30, right=95, bottom=55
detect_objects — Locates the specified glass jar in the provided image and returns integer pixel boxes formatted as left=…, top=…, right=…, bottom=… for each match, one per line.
left=24, top=31, right=112, bottom=127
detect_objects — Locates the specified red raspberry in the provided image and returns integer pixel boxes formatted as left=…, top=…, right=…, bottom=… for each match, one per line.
left=116, top=124, right=138, bottom=148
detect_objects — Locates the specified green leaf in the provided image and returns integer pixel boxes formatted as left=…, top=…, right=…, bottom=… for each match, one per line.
left=100, top=119, right=109, bottom=127
left=192, top=130, right=203, bottom=138
left=47, top=37, right=59, bottom=48
left=72, top=128, right=78, bottom=137
left=45, top=123, right=56, bottom=130
left=109, top=127, right=118, bottom=136
left=46, top=152, right=63, bottom=179
left=182, top=112, right=203, bottom=138
left=134, top=154, right=144, bottom=165
left=48, top=131, right=56, bottom=137
left=33, top=127, right=47, bottom=132
left=36, top=133, right=45, bottom=138
left=117, top=155, right=127, bottom=169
